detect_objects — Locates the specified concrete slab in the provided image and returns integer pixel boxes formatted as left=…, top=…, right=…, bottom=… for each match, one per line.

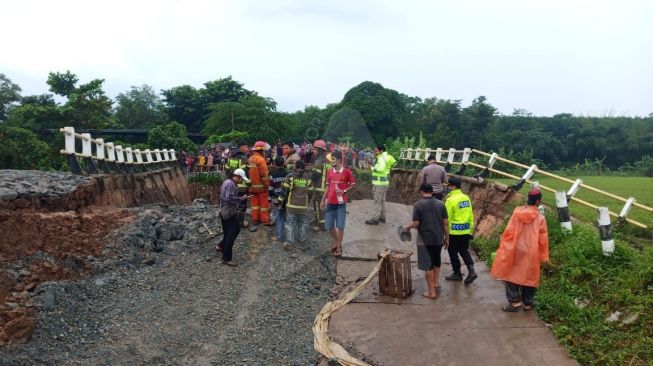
left=331, top=303, right=575, bottom=366
left=330, top=199, right=576, bottom=365
left=342, top=200, right=416, bottom=260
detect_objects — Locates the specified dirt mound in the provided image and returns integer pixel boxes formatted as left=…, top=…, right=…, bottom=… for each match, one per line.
left=0, top=209, right=133, bottom=345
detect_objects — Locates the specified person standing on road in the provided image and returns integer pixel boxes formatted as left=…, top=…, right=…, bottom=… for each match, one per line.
left=226, top=141, right=250, bottom=228
left=491, top=189, right=549, bottom=312
left=320, top=151, right=356, bottom=257
left=280, top=161, right=313, bottom=250
left=310, top=140, right=330, bottom=231
left=217, top=169, right=251, bottom=267
left=248, top=141, right=271, bottom=226
left=444, top=176, right=478, bottom=285
left=365, top=145, right=396, bottom=225
left=422, top=154, right=448, bottom=200
left=402, top=183, right=449, bottom=299
left=269, top=157, right=289, bottom=242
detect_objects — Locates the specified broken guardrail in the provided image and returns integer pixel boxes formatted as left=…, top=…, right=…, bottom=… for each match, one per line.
left=60, top=127, right=179, bottom=175
left=399, top=147, right=652, bottom=235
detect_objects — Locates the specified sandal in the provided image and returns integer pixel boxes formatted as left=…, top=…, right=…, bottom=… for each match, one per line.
left=501, top=303, right=523, bottom=312
left=523, top=304, right=533, bottom=311
left=334, top=249, right=342, bottom=257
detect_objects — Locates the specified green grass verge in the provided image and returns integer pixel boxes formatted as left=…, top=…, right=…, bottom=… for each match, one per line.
left=472, top=213, right=653, bottom=365
left=493, top=176, right=653, bottom=230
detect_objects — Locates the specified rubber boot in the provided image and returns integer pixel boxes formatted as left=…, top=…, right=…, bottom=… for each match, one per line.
left=464, top=264, right=478, bottom=285
left=445, top=272, right=463, bottom=281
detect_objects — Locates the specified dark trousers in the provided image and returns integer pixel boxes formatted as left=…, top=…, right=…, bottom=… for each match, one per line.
left=432, top=192, right=444, bottom=200
left=448, top=234, right=474, bottom=274
left=220, top=215, right=241, bottom=262
left=506, top=281, right=536, bottom=305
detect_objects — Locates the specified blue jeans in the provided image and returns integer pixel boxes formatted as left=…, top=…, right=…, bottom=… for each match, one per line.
left=325, top=203, right=346, bottom=230
left=286, top=212, right=310, bottom=244
left=273, top=205, right=285, bottom=240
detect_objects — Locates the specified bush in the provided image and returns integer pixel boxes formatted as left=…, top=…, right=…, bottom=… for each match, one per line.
left=0, top=125, right=52, bottom=170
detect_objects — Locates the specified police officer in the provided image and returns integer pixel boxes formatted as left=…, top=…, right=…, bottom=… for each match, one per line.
left=366, top=144, right=396, bottom=225
left=444, top=176, right=478, bottom=284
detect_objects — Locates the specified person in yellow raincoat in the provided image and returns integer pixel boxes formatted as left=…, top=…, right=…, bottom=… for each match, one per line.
left=490, top=189, right=549, bottom=312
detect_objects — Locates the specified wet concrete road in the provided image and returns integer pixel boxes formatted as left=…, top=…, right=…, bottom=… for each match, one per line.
left=329, top=200, right=576, bottom=365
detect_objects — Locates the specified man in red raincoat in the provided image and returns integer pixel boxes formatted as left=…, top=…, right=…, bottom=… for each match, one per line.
left=490, top=189, right=549, bottom=312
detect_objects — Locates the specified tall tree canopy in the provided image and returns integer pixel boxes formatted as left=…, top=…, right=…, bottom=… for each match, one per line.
left=47, top=71, right=115, bottom=130
left=0, top=73, right=22, bottom=122
left=114, top=84, right=167, bottom=129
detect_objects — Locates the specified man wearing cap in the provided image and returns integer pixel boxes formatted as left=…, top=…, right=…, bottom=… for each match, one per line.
left=422, top=154, right=448, bottom=200
left=491, top=189, right=549, bottom=312
left=217, top=168, right=251, bottom=267
left=402, top=183, right=449, bottom=299
left=444, top=176, right=478, bottom=284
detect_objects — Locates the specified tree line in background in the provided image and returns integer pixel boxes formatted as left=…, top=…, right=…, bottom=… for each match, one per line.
left=0, top=72, right=652, bottom=176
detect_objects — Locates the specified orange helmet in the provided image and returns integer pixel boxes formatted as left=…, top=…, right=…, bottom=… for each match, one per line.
left=253, top=141, right=266, bottom=150
left=314, top=140, right=327, bottom=150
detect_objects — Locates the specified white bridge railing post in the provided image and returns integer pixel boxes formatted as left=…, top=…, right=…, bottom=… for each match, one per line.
left=58, top=127, right=178, bottom=175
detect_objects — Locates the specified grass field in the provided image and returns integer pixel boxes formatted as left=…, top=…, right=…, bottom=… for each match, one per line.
left=493, top=176, right=653, bottom=229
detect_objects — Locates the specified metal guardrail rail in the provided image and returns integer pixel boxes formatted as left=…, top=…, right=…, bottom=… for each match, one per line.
left=399, top=147, right=652, bottom=229
left=60, top=126, right=179, bottom=175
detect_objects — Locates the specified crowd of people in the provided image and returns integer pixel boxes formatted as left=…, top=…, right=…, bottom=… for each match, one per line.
left=214, top=139, right=549, bottom=312
left=216, top=139, right=374, bottom=265
left=179, top=141, right=376, bottom=174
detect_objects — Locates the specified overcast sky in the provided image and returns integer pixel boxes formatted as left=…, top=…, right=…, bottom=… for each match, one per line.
left=2, top=0, right=652, bottom=116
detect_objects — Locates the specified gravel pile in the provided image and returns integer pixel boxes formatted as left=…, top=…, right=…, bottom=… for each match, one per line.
left=0, top=199, right=336, bottom=365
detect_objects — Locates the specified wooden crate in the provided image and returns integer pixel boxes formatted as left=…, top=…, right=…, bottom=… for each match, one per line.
left=378, top=249, right=413, bottom=298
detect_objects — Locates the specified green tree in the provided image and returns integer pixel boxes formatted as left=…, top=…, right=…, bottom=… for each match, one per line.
left=0, top=125, right=51, bottom=169
left=200, top=76, right=255, bottom=105
left=147, top=121, right=196, bottom=153
left=323, top=106, right=375, bottom=146
left=0, top=73, right=22, bottom=122
left=340, top=81, right=406, bottom=144
left=161, top=85, right=203, bottom=132
left=47, top=71, right=115, bottom=129
left=203, top=95, right=287, bottom=142
left=114, top=84, right=168, bottom=129
left=4, top=94, right=61, bottom=132
left=205, top=130, right=250, bottom=145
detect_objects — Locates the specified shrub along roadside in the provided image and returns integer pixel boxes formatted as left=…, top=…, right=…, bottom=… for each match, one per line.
left=472, top=212, right=653, bottom=365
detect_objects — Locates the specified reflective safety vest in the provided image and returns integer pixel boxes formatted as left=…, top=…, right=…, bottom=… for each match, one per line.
left=227, top=155, right=248, bottom=192
left=445, top=189, right=474, bottom=235
left=310, top=156, right=331, bottom=193
left=280, top=171, right=313, bottom=214
left=372, top=151, right=396, bottom=186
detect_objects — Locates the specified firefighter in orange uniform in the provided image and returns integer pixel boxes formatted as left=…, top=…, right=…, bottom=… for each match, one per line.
left=248, top=141, right=271, bottom=225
